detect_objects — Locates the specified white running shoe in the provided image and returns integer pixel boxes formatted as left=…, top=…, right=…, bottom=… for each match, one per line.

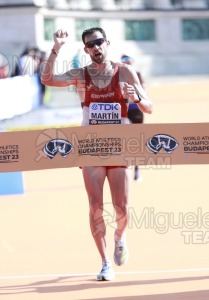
left=97, top=259, right=115, bottom=281
left=114, top=231, right=129, bottom=266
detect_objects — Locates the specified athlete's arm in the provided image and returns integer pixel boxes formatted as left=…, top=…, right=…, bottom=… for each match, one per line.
left=41, top=29, right=82, bottom=87
left=120, top=64, right=153, bottom=114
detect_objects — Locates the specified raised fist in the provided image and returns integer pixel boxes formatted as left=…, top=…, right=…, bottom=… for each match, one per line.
left=53, top=29, right=69, bottom=47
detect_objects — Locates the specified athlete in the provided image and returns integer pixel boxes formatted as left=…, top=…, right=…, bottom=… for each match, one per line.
left=121, top=54, right=145, bottom=181
left=41, top=28, right=153, bottom=281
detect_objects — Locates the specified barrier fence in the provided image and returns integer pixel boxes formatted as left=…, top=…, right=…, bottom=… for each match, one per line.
left=0, top=74, right=41, bottom=120
left=0, top=74, right=41, bottom=194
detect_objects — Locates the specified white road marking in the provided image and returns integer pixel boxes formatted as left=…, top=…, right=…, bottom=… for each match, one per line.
left=1, top=268, right=209, bottom=280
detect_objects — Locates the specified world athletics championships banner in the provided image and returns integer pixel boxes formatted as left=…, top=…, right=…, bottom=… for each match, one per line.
left=0, top=123, right=209, bottom=173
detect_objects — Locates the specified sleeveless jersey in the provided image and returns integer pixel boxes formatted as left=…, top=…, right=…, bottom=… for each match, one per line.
left=81, top=64, right=129, bottom=126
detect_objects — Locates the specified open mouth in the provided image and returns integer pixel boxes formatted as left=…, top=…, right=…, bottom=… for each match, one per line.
left=95, top=52, right=102, bottom=59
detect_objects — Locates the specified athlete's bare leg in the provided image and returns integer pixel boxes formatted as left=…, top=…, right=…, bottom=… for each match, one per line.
left=82, top=166, right=109, bottom=261
left=82, top=166, right=130, bottom=261
left=107, top=167, right=130, bottom=240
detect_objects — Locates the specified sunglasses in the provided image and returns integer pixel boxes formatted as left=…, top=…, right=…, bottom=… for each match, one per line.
left=85, top=38, right=106, bottom=48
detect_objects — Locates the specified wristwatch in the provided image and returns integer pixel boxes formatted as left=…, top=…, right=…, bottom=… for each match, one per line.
left=133, top=94, right=142, bottom=103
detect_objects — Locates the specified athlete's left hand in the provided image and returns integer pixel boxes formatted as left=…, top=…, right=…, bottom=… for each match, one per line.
left=123, top=83, right=137, bottom=102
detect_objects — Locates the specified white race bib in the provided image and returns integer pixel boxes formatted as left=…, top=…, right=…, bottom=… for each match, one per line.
left=89, top=102, right=121, bottom=125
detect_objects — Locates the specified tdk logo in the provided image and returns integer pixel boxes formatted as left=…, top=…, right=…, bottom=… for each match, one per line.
left=91, top=103, right=119, bottom=110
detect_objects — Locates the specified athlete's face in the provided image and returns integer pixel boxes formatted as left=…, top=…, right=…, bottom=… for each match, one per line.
left=84, top=31, right=110, bottom=64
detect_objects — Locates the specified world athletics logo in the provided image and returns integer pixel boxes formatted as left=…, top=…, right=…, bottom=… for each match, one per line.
left=35, top=129, right=74, bottom=161
left=146, top=134, right=179, bottom=154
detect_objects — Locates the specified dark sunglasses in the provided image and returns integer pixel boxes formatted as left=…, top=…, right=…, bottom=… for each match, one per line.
left=85, top=38, right=106, bottom=48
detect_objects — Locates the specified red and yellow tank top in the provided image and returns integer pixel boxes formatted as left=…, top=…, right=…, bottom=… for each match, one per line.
left=83, top=64, right=128, bottom=118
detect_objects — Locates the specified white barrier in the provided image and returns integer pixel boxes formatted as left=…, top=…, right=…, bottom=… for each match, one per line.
left=0, top=74, right=40, bottom=195
left=0, top=74, right=41, bottom=120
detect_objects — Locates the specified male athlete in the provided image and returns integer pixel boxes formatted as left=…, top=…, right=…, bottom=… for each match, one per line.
left=41, top=28, right=153, bottom=281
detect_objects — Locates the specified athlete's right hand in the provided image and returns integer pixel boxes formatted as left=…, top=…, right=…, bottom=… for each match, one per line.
left=53, top=29, right=69, bottom=49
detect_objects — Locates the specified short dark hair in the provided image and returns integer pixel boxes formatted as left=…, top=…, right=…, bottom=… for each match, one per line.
left=82, top=27, right=107, bottom=44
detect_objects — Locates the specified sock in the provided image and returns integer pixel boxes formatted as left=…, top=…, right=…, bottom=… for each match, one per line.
left=103, top=257, right=111, bottom=265
left=115, top=231, right=125, bottom=242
